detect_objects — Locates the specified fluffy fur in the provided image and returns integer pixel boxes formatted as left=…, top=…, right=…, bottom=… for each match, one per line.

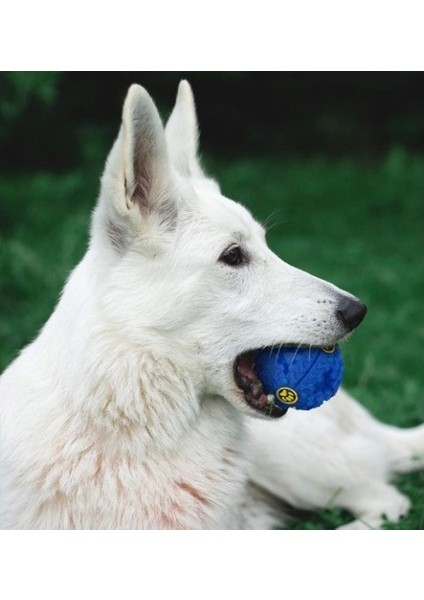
left=0, top=81, right=423, bottom=529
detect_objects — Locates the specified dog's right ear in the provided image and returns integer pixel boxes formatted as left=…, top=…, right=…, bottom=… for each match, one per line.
left=97, top=85, right=176, bottom=251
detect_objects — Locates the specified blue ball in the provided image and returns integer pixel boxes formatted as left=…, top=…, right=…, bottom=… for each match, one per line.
left=255, top=345, right=344, bottom=411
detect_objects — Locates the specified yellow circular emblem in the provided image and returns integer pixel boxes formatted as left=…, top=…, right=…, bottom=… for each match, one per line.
left=276, top=387, right=298, bottom=405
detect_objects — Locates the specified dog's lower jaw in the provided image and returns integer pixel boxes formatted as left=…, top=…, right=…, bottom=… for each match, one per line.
left=207, top=375, right=286, bottom=421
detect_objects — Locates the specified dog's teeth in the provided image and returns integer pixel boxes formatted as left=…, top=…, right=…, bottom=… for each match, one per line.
left=267, top=394, right=275, bottom=403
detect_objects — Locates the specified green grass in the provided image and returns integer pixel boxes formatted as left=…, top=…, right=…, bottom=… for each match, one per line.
left=1, top=148, right=423, bottom=528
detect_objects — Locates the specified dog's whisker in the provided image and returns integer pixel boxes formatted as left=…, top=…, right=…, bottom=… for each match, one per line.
left=289, top=343, right=303, bottom=368
left=261, top=210, right=288, bottom=233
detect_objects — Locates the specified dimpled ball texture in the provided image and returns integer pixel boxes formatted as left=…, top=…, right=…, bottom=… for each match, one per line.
left=255, top=345, right=344, bottom=411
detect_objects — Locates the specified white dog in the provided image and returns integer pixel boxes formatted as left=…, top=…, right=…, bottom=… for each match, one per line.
left=0, top=81, right=422, bottom=529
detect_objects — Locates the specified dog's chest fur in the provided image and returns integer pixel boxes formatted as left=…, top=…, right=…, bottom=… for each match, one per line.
left=0, top=341, right=249, bottom=529
left=78, top=399, right=250, bottom=530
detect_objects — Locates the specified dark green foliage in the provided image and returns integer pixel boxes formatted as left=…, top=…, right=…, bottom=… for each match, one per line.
left=1, top=72, right=424, bottom=171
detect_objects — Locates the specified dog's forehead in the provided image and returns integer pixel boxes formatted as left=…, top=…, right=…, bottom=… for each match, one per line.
left=190, top=180, right=265, bottom=242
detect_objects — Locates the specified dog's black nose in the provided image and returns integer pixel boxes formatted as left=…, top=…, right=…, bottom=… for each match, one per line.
left=337, top=297, right=367, bottom=331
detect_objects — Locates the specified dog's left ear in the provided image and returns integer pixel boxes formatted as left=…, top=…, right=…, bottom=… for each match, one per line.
left=165, top=80, right=204, bottom=178
left=121, top=84, right=171, bottom=212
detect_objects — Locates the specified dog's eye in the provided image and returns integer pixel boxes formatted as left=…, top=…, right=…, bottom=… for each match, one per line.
left=219, top=244, right=245, bottom=267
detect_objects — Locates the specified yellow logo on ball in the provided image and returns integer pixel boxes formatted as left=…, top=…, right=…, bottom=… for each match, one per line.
left=276, top=387, right=298, bottom=405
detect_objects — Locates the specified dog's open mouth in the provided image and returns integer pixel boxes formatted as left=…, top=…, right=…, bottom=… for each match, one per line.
left=234, top=351, right=288, bottom=418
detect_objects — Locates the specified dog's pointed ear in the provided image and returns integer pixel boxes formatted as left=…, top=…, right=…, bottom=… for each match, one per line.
left=165, top=80, right=204, bottom=178
left=97, top=84, right=177, bottom=252
left=102, top=84, right=172, bottom=214
left=121, top=84, right=171, bottom=211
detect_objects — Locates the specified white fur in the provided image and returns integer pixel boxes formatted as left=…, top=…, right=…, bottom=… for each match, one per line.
left=0, top=81, right=422, bottom=529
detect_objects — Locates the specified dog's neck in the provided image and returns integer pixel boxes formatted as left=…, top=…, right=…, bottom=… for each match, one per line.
left=40, top=250, right=203, bottom=452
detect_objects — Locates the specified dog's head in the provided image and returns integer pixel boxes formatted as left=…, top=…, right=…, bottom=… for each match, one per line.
left=91, top=81, right=366, bottom=419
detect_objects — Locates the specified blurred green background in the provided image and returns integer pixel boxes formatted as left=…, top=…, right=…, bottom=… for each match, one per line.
left=0, top=72, right=423, bottom=528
